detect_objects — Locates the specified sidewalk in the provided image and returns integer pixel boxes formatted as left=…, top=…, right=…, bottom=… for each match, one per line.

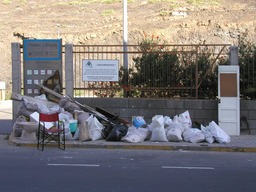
left=5, top=134, right=256, bottom=152
left=0, top=100, right=13, bottom=135
left=1, top=100, right=256, bottom=152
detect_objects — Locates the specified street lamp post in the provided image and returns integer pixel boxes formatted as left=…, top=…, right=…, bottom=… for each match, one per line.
left=123, top=0, right=129, bottom=96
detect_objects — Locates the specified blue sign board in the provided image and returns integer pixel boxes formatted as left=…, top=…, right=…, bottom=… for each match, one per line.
left=23, top=39, right=61, bottom=60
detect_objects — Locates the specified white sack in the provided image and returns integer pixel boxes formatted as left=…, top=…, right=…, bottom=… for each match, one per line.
left=178, top=110, right=192, bottom=129
left=74, top=110, right=90, bottom=124
left=37, top=104, right=63, bottom=114
left=166, top=127, right=183, bottom=142
left=34, top=94, right=48, bottom=100
left=164, top=116, right=173, bottom=127
left=182, top=128, right=205, bottom=143
left=201, top=124, right=215, bottom=144
left=209, top=121, right=230, bottom=144
left=86, top=115, right=104, bottom=141
left=59, top=111, right=73, bottom=129
left=149, top=115, right=168, bottom=142
left=121, top=126, right=151, bottom=143
left=167, top=120, right=187, bottom=133
left=79, top=122, right=92, bottom=142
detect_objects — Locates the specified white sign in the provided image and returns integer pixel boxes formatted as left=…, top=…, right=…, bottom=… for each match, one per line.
left=0, top=81, right=5, bottom=89
left=82, top=60, right=119, bottom=82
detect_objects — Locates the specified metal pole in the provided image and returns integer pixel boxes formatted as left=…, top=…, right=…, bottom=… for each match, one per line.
left=123, top=0, right=129, bottom=96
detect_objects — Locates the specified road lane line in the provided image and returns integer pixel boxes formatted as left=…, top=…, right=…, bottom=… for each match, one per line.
left=47, top=164, right=100, bottom=167
left=162, top=166, right=215, bottom=170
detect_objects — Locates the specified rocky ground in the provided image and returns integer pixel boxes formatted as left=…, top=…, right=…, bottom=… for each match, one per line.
left=0, top=0, right=255, bottom=97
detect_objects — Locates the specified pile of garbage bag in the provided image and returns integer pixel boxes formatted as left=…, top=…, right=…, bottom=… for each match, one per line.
left=11, top=94, right=230, bottom=144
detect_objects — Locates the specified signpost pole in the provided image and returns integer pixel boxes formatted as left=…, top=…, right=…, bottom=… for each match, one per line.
left=123, top=0, right=129, bottom=97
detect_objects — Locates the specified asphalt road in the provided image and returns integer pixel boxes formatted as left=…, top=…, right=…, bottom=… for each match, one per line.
left=0, top=147, right=255, bottom=192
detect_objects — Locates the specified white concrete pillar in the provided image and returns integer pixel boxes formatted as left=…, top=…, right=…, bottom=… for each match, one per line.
left=65, top=43, right=74, bottom=97
left=11, top=42, right=21, bottom=120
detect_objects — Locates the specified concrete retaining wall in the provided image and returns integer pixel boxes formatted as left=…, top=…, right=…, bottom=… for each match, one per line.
left=7, top=97, right=256, bottom=136
left=75, top=98, right=217, bottom=125
left=241, top=100, right=256, bottom=135
left=75, top=98, right=256, bottom=134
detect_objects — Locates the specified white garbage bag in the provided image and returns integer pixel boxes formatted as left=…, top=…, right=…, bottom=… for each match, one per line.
left=183, top=128, right=205, bottom=143
left=178, top=110, right=192, bottom=129
left=164, top=116, right=173, bottom=127
left=121, top=126, right=151, bottom=143
left=169, top=116, right=187, bottom=132
left=209, top=121, right=230, bottom=144
left=201, top=124, right=215, bottom=144
left=86, top=115, right=104, bottom=141
left=38, top=104, right=63, bottom=114
left=149, top=115, right=168, bottom=142
left=166, top=127, right=183, bottom=142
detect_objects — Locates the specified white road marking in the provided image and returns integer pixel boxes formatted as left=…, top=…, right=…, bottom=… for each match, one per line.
left=47, top=164, right=100, bottom=167
left=162, top=166, right=215, bottom=170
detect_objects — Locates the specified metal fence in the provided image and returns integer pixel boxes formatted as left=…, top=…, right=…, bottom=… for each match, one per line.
left=16, top=42, right=256, bottom=100
left=72, top=44, right=231, bottom=99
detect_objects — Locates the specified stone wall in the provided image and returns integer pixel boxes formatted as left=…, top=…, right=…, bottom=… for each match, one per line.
left=241, top=100, right=256, bottom=135
left=75, top=98, right=217, bottom=125
left=75, top=98, right=256, bottom=135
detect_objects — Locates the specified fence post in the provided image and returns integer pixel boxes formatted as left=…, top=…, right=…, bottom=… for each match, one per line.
left=11, top=42, right=21, bottom=120
left=65, top=43, right=74, bottom=97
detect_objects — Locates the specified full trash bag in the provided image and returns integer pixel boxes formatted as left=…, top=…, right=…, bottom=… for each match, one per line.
left=149, top=115, right=168, bottom=142
left=79, top=122, right=92, bottom=141
left=209, top=121, right=230, bottom=144
left=106, top=124, right=128, bottom=141
left=121, top=126, right=151, bottom=143
left=183, top=128, right=205, bottom=143
left=132, top=116, right=146, bottom=128
left=86, top=115, right=104, bottom=141
left=166, top=127, right=183, bottom=142
left=178, top=110, right=192, bottom=129
left=201, top=124, right=215, bottom=143
left=101, top=123, right=114, bottom=139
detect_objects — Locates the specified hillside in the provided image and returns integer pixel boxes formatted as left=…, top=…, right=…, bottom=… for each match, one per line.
left=0, top=0, right=255, bottom=98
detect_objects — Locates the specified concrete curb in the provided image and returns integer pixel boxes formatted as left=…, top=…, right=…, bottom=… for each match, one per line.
left=8, top=137, right=256, bottom=153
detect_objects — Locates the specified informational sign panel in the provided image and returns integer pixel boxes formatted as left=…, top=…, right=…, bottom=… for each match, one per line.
left=82, top=59, right=119, bottom=82
left=23, top=39, right=62, bottom=96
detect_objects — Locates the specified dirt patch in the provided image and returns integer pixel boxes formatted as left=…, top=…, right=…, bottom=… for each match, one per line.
left=0, top=0, right=255, bottom=97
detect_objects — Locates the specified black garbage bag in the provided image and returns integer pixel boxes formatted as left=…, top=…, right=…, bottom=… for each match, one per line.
left=102, top=124, right=114, bottom=139
left=106, top=124, right=128, bottom=141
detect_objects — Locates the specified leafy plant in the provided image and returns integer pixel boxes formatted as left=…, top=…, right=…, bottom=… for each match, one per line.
left=238, top=34, right=256, bottom=100
left=127, top=34, right=183, bottom=98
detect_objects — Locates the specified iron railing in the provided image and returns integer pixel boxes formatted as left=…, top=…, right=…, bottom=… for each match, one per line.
left=19, top=43, right=256, bottom=99
left=72, top=44, right=231, bottom=99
